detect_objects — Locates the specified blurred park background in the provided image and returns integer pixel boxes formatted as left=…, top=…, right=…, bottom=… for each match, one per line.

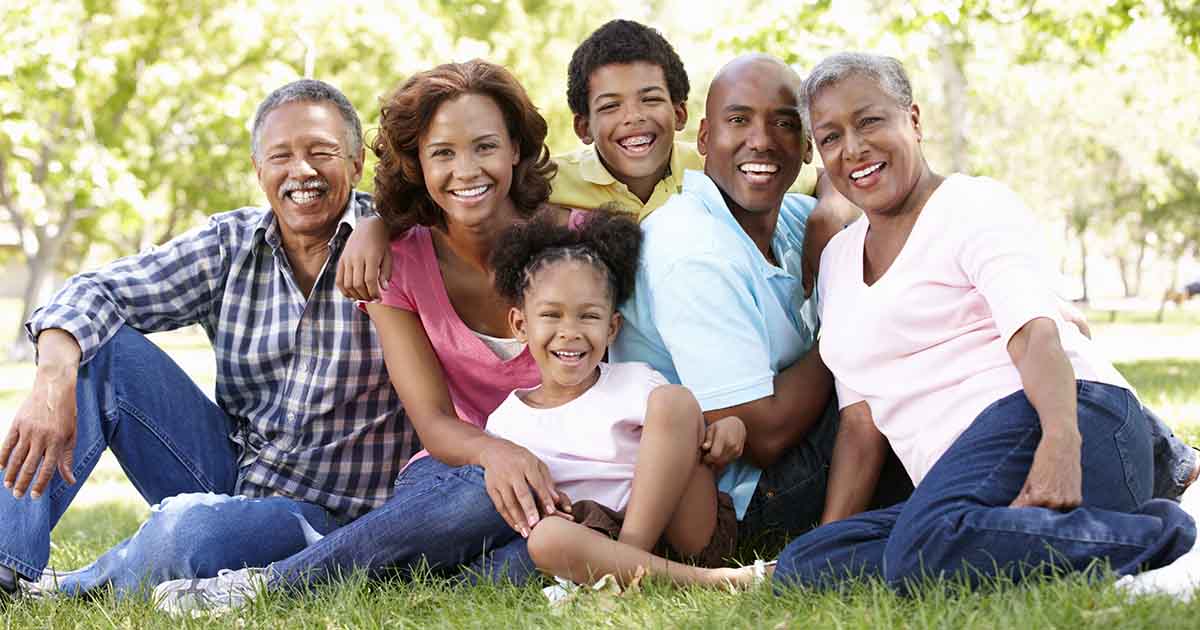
left=0, top=0, right=1198, bottom=397
left=2, top=0, right=1199, bottom=361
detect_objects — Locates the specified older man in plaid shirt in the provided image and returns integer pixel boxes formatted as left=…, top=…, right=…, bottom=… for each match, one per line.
left=0, top=80, right=418, bottom=600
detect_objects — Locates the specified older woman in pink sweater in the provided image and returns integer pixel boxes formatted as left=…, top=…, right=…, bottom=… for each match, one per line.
left=773, top=52, right=1198, bottom=596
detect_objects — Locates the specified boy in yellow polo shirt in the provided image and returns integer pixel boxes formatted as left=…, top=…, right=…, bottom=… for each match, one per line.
left=550, top=19, right=816, bottom=221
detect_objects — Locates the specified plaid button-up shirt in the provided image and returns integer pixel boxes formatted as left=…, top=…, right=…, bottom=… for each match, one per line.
left=26, top=191, right=415, bottom=520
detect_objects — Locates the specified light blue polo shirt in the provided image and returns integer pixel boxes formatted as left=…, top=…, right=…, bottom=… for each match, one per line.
left=611, top=169, right=819, bottom=519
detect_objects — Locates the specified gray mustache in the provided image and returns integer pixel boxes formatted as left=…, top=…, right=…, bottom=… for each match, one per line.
left=279, top=178, right=329, bottom=196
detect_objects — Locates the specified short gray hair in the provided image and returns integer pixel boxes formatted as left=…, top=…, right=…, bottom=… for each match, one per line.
left=801, top=52, right=913, bottom=137
left=251, top=79, right=363, bottom=158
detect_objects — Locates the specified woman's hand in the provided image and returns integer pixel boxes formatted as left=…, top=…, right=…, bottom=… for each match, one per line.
left=477, top=438, right=561, bottom=537
left=1007, top=318, right=1083, bottom=510
left=701, top=415, right=746, bottom=471
left=1010, top=426, right=1083, bottom=510
left=336, top=215, right=392, bottom=302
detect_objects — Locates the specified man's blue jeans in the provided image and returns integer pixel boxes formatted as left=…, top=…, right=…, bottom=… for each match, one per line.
left=774, top=382, right=1197, bottom=592
left=0, top=327, right=339, bottom=597
left=266, top=456, right=536, bottom=591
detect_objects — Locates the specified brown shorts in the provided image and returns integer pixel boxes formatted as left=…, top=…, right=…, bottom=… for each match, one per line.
left=569, top=492, right=738, bottom=568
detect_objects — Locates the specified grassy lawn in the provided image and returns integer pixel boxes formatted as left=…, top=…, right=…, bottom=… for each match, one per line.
left=1, top=302, right=1199, bottom=627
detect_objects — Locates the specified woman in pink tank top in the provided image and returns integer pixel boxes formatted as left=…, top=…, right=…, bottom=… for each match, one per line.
left=360, top=60, right=587, bottom=539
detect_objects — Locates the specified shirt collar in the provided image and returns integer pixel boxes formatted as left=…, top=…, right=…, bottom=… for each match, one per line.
left=578, top=144, right=678, bottom=188
left=253, top=190, right=366, bottom=251
left=579, top=145, right=618, bottom=186
left=682, top=170, right=790, bottom=276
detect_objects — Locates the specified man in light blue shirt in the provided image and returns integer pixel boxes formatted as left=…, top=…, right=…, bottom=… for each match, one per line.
left=611, top=54, right=864, bottom=542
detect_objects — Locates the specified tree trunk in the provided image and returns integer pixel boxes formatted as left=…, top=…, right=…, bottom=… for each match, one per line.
left=1158, top=248, right=1185, bottom=323
left=8, top=225, right=71, bottom=362
left=1133, top=235, right=1147, bottom=296
left=9, top=252, right=55, bottom=362
left=1078, top=229, right=1090, bottom=304
left=937, top=24, right=970, bottom=173
left=155, top=188, right=187, bottom=245
left=1116, top=255, right=1133, bottom=298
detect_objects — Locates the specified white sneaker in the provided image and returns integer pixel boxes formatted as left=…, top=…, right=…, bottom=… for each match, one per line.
left=153, top=567, right=268, bottom=616
left=1116, top=483, right=1200, bottom=601
left=23, top=566, right=80, bottom=599
left=542, top=576, right=578, bottom=605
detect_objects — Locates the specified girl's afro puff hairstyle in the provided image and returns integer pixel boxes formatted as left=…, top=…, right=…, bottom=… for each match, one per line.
left=491, top=210, right=642, bottom=308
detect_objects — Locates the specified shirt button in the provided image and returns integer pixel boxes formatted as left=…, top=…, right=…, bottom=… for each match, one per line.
left=288, top=414, right=297, bottom=422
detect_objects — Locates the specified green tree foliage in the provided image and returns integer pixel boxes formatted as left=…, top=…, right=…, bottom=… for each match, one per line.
left=0, top=0, right=297, bottom=357
left=1, top=0, right=1197, bottom=362
left=718, top=0, right=1200, bottom=302
left=0, top=0, right=620, bottom=357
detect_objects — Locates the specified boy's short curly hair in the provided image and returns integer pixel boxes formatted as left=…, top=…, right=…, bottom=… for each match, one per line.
left=492, top=211, right=642, bottom=308
left=372, top=59, right=557, bottom=233
left=566, top=20, right=690, bottom=117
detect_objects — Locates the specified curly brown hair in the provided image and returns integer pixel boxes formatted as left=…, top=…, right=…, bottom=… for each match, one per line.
left=372, top=60, right=557, bottom=232
left=491, top=210, right=642, bottom=308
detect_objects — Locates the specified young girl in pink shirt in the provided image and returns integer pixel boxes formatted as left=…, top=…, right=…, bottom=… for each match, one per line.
left=487, top=211, right=762, bottom=588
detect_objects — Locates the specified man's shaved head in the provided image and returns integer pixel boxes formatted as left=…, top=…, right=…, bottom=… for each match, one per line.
left=706, top=54, right=803, bottom=117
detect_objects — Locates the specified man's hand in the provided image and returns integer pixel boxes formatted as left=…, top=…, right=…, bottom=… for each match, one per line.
left=1, top=332, right=81, bottom=499
left=1058, top=300, right=1093, bottom=339
left=1010, top=427, right=1083, bottom=510
left=701, top=415, right=746, bottom=471
left=477, top=438, right=561, bottom=537
left=802, top=175, right=861, bottom=297
left=336, top=215, right=392, bottom=302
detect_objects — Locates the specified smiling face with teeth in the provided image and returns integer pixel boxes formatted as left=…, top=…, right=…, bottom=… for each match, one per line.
left=699, top=56, right=810, bottom=219
left=809, top=73, right=929, bottom=217
left=253, top=100, right=364, bottom=247
left=574, top=62, right=688, bottom=204
left=419, top=93, right=522, bottom=230
left=509, top=260, right=621, bottom=407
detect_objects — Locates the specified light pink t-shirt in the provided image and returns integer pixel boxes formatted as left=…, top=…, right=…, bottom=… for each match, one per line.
left=485, top=362, right=668, bottom=511
left=818, top=174, right=1131, bottom=486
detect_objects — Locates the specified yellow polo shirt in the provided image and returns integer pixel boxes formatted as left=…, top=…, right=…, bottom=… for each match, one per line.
left=548, top=141, right=818, bottom=221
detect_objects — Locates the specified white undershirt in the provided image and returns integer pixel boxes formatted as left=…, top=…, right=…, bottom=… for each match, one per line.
left=471, top=329, right=525, bottom=361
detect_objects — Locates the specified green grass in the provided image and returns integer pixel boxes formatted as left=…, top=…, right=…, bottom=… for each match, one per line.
left=1084, top=305, right=1200, bottom=328
left=6, top=563, right=1200, bottom=628
left=2, top=303, right=1200, bottom=627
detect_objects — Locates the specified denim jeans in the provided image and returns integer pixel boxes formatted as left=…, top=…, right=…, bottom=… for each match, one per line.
left=774, top=381, right=1197, bottom=592
left=267, top=456, right=536, bottom=591
left=738, top=398, right=916, bottom=548
left=0, top=326, right=338, bottom=597
left=1146, top=405, right=1198, bottom=500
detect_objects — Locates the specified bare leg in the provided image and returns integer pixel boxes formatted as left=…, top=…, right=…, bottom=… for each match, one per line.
left=661, top=462, right=719, bottom=556
left=527, top=516, right=752, bottom=588
left=618, top=385, right=713, bottom=552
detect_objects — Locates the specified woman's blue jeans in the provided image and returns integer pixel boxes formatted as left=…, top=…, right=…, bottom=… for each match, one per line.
left=774, top=381, right=1197, bottom=592
left=266, top=456, right=536, bottom=591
